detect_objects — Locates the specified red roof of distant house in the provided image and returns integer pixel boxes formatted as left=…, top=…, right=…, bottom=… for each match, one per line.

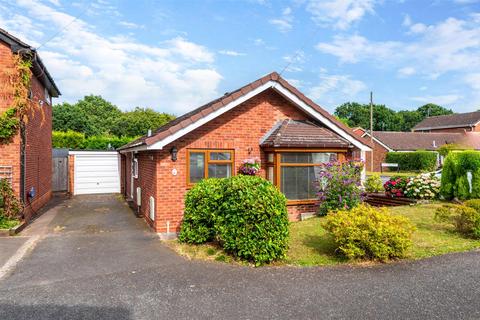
left=413, top=111, right=480, bottom=131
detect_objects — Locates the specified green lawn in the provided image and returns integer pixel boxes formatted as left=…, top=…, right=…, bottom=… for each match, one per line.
left=167, top=203, right=480, bottom=266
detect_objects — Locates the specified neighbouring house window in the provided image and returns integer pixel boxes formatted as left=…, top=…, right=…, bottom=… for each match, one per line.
left=276, top=152, right=338, bottom=201
left=132, top=158, right=139, bottom=179
left=187, top=149, right=234, bottom=184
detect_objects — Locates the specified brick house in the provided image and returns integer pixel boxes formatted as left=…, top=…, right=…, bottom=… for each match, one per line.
left=118, top=72, right=371, bottom=238
left=0, top=28, right=60, bottom=221
left=413, top=111, right=480, bottom=133
left=353, top=129, right=480, bottom=171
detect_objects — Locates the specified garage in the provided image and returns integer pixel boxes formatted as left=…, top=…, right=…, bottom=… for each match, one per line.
left=70, top=151, right=121, bottom=195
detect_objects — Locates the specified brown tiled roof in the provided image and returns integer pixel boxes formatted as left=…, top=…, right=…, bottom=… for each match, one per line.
left=457, top=132, right=480, bottom=150
left=261, top=120, right=351, bottom=148
left=369, top=131, right=465, bottom=151
left=413, top=111, right=480, bottom=131
left=118, top=72, right=371, bottom=151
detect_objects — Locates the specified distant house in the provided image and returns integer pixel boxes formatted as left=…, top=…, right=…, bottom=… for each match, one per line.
left=0, top=28, right=60, bottom=220
left=118, top=72, right=372, bottom=238
left=353, top=129, right=480, bottom=172
left=413, top=111, right=480, bottom=133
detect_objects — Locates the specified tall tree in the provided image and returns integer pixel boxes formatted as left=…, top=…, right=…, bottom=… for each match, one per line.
left=334, top=102, right=402, bottom=131
left=111, top=107, right=175, bottom=137
left=53, top=95, right=122, bottom=136
left=417, top=103, right=453, bottom=118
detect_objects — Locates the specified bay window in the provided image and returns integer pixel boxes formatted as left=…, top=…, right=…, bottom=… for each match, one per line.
left=266, top=151, right=343, bottom=202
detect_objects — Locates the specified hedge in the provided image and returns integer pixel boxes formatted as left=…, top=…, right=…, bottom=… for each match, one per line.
left=385, top=151, right=437, bottom=171
left=440, top=151, right=480, bottom=200
left=52, top=130, right=135, bottom=150
left=178, top=175, right=289, bottom=265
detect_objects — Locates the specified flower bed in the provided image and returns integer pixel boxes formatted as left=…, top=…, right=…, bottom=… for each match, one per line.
left=383, top=177, right=409, bottom=198
left=405, top=173, right=440, bottom=200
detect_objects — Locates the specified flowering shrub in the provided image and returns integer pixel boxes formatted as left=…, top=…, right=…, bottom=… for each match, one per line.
left=316, top=161, right=364, bottom=215
left=238, top=157, right=261, bottom=176
left=383, top=177, right=409, bottom=197
left=365, top=174, right=383, bottom=193
left=405, top=173, right=441, bottom=199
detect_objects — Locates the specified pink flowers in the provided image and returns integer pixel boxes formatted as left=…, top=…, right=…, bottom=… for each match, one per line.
left=239, top=157, right=261, bottom=176
left=383, top=177, right=410, bottom=198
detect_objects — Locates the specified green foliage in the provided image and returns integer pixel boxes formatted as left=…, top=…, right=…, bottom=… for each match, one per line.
left=316, top=161, right=364, bottom=215
left=385, top=151, right=437, bottom=171
left=324, top=204, right=415, bottom=261
left=53, top=96, right=175, bottom=138
left=438, top=144, right=470, bottom=157
left=365, top=174, right=383, bottom=193
left=178, top=176, right=289, bottom=265
left=110, top=107, right=175, bottom=137
left=178, top=178, right=225, bottom=244
left=435, top=204, right=480, bottom=238
left=416, top=103, right=453, bottom=118
left=216, top=176, right=289, bottom=265
left=441, top=151, right=480, bottom=200
left=334, top=102, right=453, bottom=132
left=0, top=179, right=22, bottom=219
left=52, top=130, right=135, bottom=150
left=0, top=108, right=20, bottom=143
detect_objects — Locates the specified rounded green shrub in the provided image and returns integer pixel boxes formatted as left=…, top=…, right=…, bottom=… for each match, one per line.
left=365, top=174, right=383, bottom=193
left=440, top=153, right=457, bottom=200
left=324, top=204, right=415, bottom=261
left=215, top=175, right=289, bottom=265
left=385, top=151, right=437, bottom=171
left=178, top=178, right=225, bottom=244
left=435, top=203, right=480, bottom=238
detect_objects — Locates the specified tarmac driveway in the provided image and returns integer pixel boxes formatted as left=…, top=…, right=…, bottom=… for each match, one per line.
left=1, top=194, right=480, bottom=319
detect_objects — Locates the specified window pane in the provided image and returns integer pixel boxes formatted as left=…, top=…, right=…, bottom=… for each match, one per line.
left=281, top=166, right=319, bottom=200
left=267, top=166, right=274, bottom=183
left=208, top=163, right=232, bottom=178
left=189, top=152, right=205, bottom=183
left=267, top=153, right=274, bottom=163
left=281, top=152, right=337, bottom=164
left=210, top=152, right=231, bottom=161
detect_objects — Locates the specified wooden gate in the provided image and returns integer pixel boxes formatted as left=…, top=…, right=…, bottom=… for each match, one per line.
left=52, top=148, right=69, bottom=192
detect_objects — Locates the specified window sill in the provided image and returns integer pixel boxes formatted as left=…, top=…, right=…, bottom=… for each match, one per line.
left=287, top=199, right=317, bottom=206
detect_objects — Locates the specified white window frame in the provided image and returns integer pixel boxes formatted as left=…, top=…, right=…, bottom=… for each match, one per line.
left=132, top=158, right=139, bottom=179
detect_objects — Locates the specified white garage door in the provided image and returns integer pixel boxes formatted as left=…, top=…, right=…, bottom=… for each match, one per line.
left=72, top=151, right=120, bottom=195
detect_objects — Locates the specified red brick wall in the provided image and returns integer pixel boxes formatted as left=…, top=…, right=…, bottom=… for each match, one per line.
left=130, top=151, right=157, bottom=228
left=0, top=40, right=52, bottom=220
left=23, top=75, right=53, bottom=219
left=0, top=40, right=21, bottom=199
left=365, top=140, right=389, bottom=172
left=149, top=89, right=323, bottom=234
left=416, top=127, right=474, bottom=133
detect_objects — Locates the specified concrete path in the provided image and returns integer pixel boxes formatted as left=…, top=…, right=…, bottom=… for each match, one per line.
left=1, top=194, right=480, bottom=319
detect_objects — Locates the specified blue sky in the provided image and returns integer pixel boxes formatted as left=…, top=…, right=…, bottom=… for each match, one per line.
left=1, top=0, right=479, bottom=115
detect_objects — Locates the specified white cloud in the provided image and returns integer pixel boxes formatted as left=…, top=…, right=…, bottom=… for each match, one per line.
left=286, top=78, right=303, bottom=88
left=269, top=6, right=293, bottom=32
left=282, top=50, right=306, bottom=72
left=4, top=0, right=222, bottom=114
left=306, top=0, right=377, bottom=30
left=316, top=15, right=480, bottom=78
left=118, top=21, right=144, bottom=29
left=308, top=74, right=367, bottom=102
left=316, top=35, right=400, bottom=63
left=218, top=50, right=246, bottom=56
left=398, top=66, right=416, bottom=77
left=464, top=73, right=480, bottom=90
left=410, top=94, right=461, bottom=105
left=402, top=14, right=412, bottom=27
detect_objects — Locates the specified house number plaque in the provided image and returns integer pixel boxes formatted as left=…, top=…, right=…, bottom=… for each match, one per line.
left=172, top=168, right=178, bottom=176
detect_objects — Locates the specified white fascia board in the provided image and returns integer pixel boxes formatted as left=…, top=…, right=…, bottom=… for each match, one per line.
left=360, top=133, right=393, bottom=152
left=273, top=85, right=371, bottom=151
left=147, top=81, right=276, bottom=150
left=147, top=80, right=371, bottom=151
left=69, top=150, right=119, bottom=155
left=118, top=145, right=147, bottom=154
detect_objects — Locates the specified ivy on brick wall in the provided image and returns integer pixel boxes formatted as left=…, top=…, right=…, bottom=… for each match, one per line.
left=0, top=54, right=33, bottom=144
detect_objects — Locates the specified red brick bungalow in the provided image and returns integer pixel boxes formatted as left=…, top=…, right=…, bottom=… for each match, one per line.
left=118, top=72, right=371, bottom=238
left=0, top=28, right=60, bottom=221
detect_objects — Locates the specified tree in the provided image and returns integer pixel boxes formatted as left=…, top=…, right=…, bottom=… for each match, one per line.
left=397, top=110, right=422, bottom=132
left=53, top=95, right=122, bottom=136
left=334, top=102, right=402, bottom=131
left=111, top=107, right=175, bottom=137
left=417, top=103, right=453, bottom=118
